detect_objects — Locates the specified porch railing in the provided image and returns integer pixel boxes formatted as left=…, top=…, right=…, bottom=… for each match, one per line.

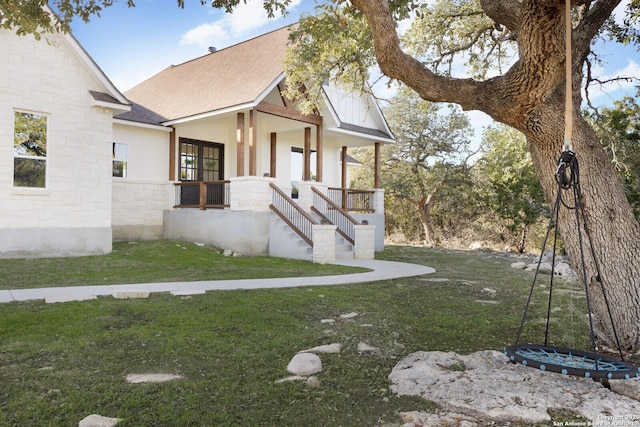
left=174, top=180, right=230, bottom=210
left=269, top=183, right=317, bottom=247
left=327, top=187, right=375, bottom=213
left=311, top=187, right=359, bottom=245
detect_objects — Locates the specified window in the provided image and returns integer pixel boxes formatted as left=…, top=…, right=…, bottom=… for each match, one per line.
left=112, top=143, right=127, bottom=178
left=14, top=111, right=47, bottom=188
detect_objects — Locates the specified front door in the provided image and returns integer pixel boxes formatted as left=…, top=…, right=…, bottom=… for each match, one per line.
left=179, top=138, right=225, bottom=205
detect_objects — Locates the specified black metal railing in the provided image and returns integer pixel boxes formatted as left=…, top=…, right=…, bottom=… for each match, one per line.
left=174, top=181, right=230, bottom=209
left=269, top=183, right=317, bottom=247
left=311, top=187, right=359, bottom=245
left=327, top=187, right=375, bottom=213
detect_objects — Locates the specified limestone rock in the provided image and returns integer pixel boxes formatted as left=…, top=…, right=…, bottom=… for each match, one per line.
left=357, top=342, right=380, bottom=353
left=112, top=291, right=150, bottom=299
left=170, top=290, right=206, bottom=296
left=306, top=376, right=321, bottom=388
left=126, top=373, right=184, bottom=383
left=287, top=352, right=322, bottom=376
left=389, top=350, right=640, bottom=425
left=46, top=295, right=97, bottom=304
left=300, top=343, right=342, bottom=354
left=340, top=312, right=358, bottom=319
left=274, top=375, right=307, bottom=384
left=399, top=410, right=479, bottom=427
left=609, top=378, right=640, bottom=401
left=554, top=262, right=577, bottom=278
left=78, top=414, right=120, bottom=427
left=510, top=262, right=527, bottom=270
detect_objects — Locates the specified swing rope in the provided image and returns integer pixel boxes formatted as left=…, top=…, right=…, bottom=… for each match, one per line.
left=563, top=0, right=573, bottom=152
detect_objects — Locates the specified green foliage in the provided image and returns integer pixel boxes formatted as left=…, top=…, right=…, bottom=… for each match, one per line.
left=586, top=96, right=640, bottom=220
left=283, top=3, right=374, bottom=113
left=604, top=0, right=640, bottom=46
left=0, top=0, right=134, bottom=39
left=402, top=0, right=514, bottom=79
left=351, top=87, right=475, bottom=243
left=477, top=124, right=545, bottom=252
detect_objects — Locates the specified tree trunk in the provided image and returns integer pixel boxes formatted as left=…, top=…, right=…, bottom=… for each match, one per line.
left=528, top=99, right=640, bottom=351
left=412, top=191, right=439, bottom=246
left=517, top=225, right=528, bottom=254
left=417, top=199, right=438, bottom=246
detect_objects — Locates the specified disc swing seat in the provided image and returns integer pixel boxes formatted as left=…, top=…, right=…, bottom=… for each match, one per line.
left=504, top=0, right=640, bottom=380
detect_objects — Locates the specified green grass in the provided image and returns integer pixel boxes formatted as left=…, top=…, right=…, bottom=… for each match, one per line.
left=0, top=244, right=597, bottom=426
left=0, top=240, right=366, bottom=290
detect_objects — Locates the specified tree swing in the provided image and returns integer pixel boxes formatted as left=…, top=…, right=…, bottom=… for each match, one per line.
left=503, top=0, right=640, bottom=380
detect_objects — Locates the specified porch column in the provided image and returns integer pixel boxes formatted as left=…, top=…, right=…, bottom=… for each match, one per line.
left=270, top=132, right=277, bottom=178
left=304, top=127, right=311, bottom=181
left=341, top=146, right=348, bottom=187
left=315, top=119, right=323, bottom=182
left=341, top=146, right=348, bottom=209
left=374, top=142, right=381, bottom=188
left=249, top=109, right=257, bottom=176
left=236, top=113, right=245, bottom=177
left=169, top=128, right=176, bottom=181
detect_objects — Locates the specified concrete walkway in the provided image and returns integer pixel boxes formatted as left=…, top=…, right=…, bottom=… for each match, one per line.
left=0, top=259, right=435, bottom=304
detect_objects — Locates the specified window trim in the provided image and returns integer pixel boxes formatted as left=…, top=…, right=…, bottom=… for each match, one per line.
left=13, top=109, right=49, bottom=189
left=112, top=142, right=128, bottom=178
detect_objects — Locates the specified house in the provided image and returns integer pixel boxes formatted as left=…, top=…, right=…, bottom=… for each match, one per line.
left=1, top=24, right=395, bottom=262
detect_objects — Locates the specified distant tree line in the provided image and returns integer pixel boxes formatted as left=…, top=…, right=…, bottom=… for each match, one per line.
left=351, top=88, right=640, bottom=254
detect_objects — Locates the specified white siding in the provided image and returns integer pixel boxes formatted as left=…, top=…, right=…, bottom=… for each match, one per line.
left=323, top=85, right=386, bottom=130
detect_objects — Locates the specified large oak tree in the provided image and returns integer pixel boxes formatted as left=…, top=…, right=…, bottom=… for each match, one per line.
left=4, top=0, right=640, bottom=351
left=284, top=0, right=640, bottom=353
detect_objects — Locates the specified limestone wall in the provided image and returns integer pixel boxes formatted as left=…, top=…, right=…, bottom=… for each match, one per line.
left=0, top=29, right=115, bottom=257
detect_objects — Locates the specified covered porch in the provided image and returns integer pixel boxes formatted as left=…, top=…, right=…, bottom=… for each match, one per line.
left=168, top=91, right=387, bottom=214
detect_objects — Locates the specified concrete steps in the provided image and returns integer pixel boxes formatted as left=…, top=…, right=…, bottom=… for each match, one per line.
left=268, top=213, right=354, bottom=262
left=268, top=215, right=313, bottom=261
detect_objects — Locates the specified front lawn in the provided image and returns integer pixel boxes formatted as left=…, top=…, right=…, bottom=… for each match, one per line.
left=0, top=245, right=592, bottom=426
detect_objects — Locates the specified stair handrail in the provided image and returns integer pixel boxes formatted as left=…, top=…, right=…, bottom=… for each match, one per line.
left=311, top=186, right=360, bottom=245
left=269, top=183, right=317, bottom=247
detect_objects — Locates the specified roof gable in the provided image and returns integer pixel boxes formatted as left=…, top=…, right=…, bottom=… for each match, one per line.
left=61, top=28, right=130, bottom=109
left=125, top=26, right=292, bottom=121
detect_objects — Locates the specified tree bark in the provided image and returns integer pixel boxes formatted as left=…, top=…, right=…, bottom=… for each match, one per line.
left=351, top=0, right=640, bottom=351
left=528, top=97, right=640, bottom=351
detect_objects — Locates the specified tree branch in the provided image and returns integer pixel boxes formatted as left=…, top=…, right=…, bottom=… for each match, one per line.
left=350, top=0, right=485, bottom=110
left=479, top=0, right=522, bottom=35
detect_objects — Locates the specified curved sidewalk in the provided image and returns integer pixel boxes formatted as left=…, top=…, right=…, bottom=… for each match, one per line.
left=0, top=259, right=435, bottom=304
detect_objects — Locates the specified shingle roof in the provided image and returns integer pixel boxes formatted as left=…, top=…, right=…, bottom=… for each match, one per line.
left=124, top=26, right=292, bottom=122
left=89, top=90, right=129, bottom=106
left=115, top=101, right=168, bottom=125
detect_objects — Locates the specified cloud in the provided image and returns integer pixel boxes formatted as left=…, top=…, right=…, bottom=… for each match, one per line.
left=180, top=0, right=302, bottom=49
left=586, top=59, right=640, bottom=104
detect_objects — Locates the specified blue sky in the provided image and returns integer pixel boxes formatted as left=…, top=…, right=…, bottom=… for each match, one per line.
left=71, top=0, right=313, bottom=91
left=70, top=0, right=638, bottom=136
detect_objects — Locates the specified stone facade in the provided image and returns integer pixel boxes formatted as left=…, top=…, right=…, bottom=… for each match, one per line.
left=0, top=29, right=121, bottom=257
left=111, top=180, right=174, bottom=240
